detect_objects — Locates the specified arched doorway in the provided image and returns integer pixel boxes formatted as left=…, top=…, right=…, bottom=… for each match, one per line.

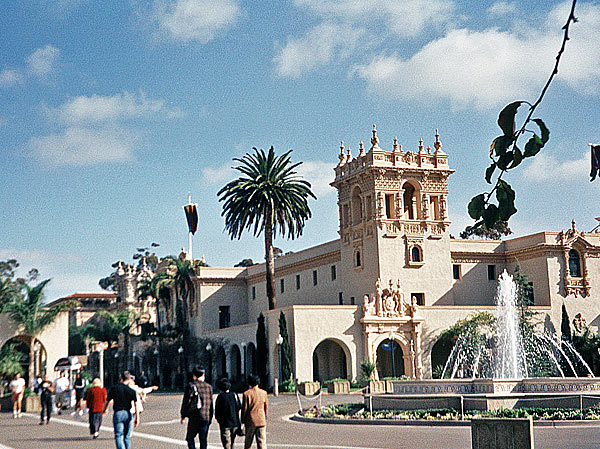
left=230, top=345, right=242, bottom=381
left=1, top=338, right=31, bottom=383
left=430, top=337, right=453, bottom=378
left=214, top=346, right=227, bottom=379
left=312, top=339, right=349, bottom=382
left=246, top=343, right=257, bottom=376
left=376, top=338, right=404, bottom=378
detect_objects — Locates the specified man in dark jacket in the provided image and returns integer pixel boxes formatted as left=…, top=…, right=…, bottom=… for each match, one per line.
left=215, top=378, right=241, bottom=449
left=180, top=367, right=214, bottom=449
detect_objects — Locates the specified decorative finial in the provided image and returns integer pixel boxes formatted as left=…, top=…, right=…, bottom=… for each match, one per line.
left=359, top=140, right=365, bottom=157
left=371, top=124, right=380, bottom=150
left=427, top=145, right=431, bottom=154
left=418, top=138, right=424, bottom=153
left=338, top=141, right=346, bottom=166
left=434, top=129, right=442, bottom=151
left=572, top=219, right=576, bottom=232
left=346, top=146, right=353, bottom=163
left=393, top=137, right=399, bottom=153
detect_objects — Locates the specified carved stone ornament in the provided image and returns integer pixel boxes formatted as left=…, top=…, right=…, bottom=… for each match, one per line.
left=573, top=313, right=587, bottom=333
left=362, top=279, right=407, bottom=318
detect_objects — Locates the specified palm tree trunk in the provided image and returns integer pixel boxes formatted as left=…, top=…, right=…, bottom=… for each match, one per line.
left=28, top=337, right=35, bottom=388
left=181, top=289, right=190, bottom=381
left=264, top=209, right=276, bottom=310
left=155, top=299, right=163, bottom=388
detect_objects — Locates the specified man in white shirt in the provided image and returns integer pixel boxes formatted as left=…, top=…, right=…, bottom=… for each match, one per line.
left=9, top=373, right=26, bottom=418
left=54, top=371, right=71, bottom=414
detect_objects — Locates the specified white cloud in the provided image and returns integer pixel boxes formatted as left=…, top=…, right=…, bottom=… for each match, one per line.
left=274, top=22, right=363, bottom=78
left=0, top=69, right=24, bottom=87
left=294, top=0, right=454, bottom=37
left=47, top=92, right=179, bottom=125
left=296, top=160, right=336, bottom=197
left=29, top=126, right=136, bottom=167
left=26, top=45, right=60, bottom=77
left=523, top=151, right=589, bottom=182
left=153, top=0, right=240, bottom=43
left=487, top=1, right=517, bottom=16
left=201, top=163, right=235, bottom=184
left=354, top=2, right=600, bottom=109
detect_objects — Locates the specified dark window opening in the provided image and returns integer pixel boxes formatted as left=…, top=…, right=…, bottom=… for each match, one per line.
left=331, top=265, right=337, bottom=281
left=219, top=306, right=230, bottom=329
left=411, top=293, right=425, bottom=306
left=452, top=264, right=461, bottom=280
left=338, top=292, right=343, bottom=305
left=280, top=278, right=285, bottom=294
left=350, top=296, right=355, bottom=305
left=569, top=249, right=582, bottom=277
left=252, top=286, right=256, bottom=300
left=411, top=246, right=422, bottom=262
left=356, top=251, right=362, bottom=267
left=296, top=274, right=300, bottom=290
left=313, top=270, right=318, bottom=286
left=488, top=265, right=496, bottom=281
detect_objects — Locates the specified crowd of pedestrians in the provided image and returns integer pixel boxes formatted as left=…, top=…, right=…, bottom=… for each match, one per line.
left=3, top=367, right=271, bottom=449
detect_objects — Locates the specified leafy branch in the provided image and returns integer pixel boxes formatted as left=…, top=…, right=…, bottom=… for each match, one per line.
left=468, top=0, right=578, bottom=229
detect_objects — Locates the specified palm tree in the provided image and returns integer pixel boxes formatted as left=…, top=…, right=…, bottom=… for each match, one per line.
left=0, top=278, right=19, bottom=312
left=136, top=271, right=173, bottom=387
left=3, top=279, right=77, bottom=386
left=218, top=146, right=315, bottom=310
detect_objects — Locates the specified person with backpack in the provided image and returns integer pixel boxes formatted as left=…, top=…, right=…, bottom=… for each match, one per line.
left=215, top=378, right=242, bottom=449
left=180, top=367, right=213, bottom=449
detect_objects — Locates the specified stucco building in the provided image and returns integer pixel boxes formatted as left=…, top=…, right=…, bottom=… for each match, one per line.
left=116, top=126, right=600, bottom=386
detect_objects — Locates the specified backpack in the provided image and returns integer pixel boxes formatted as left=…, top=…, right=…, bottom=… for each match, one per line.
left=184, top=381, right=202, bottom=417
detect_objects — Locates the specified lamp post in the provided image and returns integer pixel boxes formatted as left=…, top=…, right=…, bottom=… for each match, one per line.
left=178, top=346, right=184, bottom=387
left=132, top=351, right=137, bottom=374
left=206, top=343, right=212, bottom=384
left=33, top=341, right=41, bottom=377
left=388, top=331, right=396, bottom=378
left=275, top=335, right=284, bottom=396
left=153, top=348, right=160, bottom=385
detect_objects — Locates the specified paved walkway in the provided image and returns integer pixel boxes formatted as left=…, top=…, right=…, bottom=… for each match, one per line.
left=1, top=393, right=600, bottom=448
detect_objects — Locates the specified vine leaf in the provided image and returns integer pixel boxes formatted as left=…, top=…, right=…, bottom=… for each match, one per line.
left=496, top=180, right=517, bottom=220
left=532, top=118, right=550, bottom=143
left=485, top=164, right=496, bottom=184
left=468, top=194, right=486, bottom=220
left=497, top=101, right=524, bottom=136
left=483, top=204, right=499, bottom=228
left=524, top=134, right=544, bottom=157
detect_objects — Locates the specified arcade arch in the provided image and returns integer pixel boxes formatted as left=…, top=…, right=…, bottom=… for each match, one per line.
left=312, top=338, right=350, bottom=382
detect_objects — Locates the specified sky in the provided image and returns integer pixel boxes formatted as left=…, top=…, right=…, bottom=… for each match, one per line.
left=1, top=0, right=599, bottom=302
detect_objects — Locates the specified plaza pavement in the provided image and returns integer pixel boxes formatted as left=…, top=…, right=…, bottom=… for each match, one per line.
left=1, top=393, right=600, bottom=449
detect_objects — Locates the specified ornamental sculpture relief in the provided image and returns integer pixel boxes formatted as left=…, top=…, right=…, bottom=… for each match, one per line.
left=362, top=279, right=414, bottom=318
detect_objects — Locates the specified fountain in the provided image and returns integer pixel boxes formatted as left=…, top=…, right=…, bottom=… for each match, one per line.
left=367, top=271, right=600, bottom=411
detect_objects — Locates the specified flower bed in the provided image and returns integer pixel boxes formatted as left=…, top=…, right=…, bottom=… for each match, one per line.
left=302, top=403, right=600, bottom=421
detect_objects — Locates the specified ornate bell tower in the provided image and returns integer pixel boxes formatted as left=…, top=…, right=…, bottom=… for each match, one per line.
left=331, top=126, right=455, bottom=378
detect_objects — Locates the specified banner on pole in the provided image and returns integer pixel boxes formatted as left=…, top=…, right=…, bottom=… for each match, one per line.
left=591, top=144, right=600, bottom=182
left=183, top=203, right=198, bottom=234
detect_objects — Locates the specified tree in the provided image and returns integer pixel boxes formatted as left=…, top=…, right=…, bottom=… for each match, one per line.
left=278, top=312, right=292, bottom=381
left=460, top=221, right=512, bottom=240
left=0, top=343, right=25, bottom=378
left=561, top=303, right=572, bottom=342
left=234, top=258, right=255, bottom=267
left=256, top=313, right=269, bottom=388
left=3, top=279, right=77, bottom=385
left=133, top=243, right=160, bottom=270
left=468, top=0, right=577, bottom=231
left=0, top=278, right=19, bottom=312
left=513, top=261, right=534, bottom=308
left=218, top=147, right=315, bottom=310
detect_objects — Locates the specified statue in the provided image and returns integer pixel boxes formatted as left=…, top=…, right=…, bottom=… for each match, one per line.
left=573, top=313, right=587, bottom=333
left=362, top=294, right=375, bottom=316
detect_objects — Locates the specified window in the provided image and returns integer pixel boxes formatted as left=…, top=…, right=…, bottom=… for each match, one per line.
left=488, top=265, right=496, bottom=281
left=219, top=306, right=230, bottom=329
left=331, top=265, right=337, bottom=281
left=338, top=292, right=343, bottom=305
left=350, top=296, right=355, bottom=305
left=569, top=249, right=582, bottom=277
left=452, top=264, right=461, bottom=280
left=411, top=246, right=422, bottom=262
left=411, top=293, right=425, bottom=306
left=313, top=270, right=318, bottom=286
left=296, top=274, right=300, bottom=290
left=252, top=286, right=256, bottom=300
left=525, top=282, right=535, bottom=305
left=280, top=278, right=285, bottom=294
left=356, top=251, right=362, bottom=267
left=385, top=194, right=395, bottom=218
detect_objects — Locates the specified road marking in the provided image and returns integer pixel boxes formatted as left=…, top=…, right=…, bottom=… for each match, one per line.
left=143, top=418, right=181, bottom=425
left=0, top=443, right=15, bottom=449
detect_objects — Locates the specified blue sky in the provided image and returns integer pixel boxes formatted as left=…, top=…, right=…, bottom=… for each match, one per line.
left=1, top=0, right=599, bottom=301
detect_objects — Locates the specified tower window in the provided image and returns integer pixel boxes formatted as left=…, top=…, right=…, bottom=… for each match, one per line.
left=252, top=286, right=256, bottom=300
left=452, top=264, right=461, bottom=280
left=219, top=306, right=230, bottom=329
left=403, top=183, right=416, bottom=219
left=296, top=274, right=300, bottom=290
left=487, top=265, right=496, bottom=281
left=411, top=293, right=425, bottom=306
left=356, top=250, right=362, bottom=267
left=313, top=270, right=318, bottom=286
left=411, top=246, right=422, bottom=263
left=569, top=249, right=581, bottom=277
left=331, top=265, right=337, bottom=281
left=385, top=194, right=395, bottom=219
left=338, top=292, right=343, bottom=305
left=280, top=278, right=285, bottom=293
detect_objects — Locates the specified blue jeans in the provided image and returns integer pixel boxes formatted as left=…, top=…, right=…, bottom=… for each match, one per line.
left=186, top=416, right=210, bottom=449
left=113, top=410, right=133, bottom=449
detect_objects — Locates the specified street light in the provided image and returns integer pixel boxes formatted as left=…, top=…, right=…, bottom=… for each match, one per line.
left=276, top=334, right=284, bottom=380
left=388, top=331, right=396, bottom=378
left=178, top=346, right=184, bottom=387
left=206, top=343, right=212, bottom=384
left=33, top=341, right=41, bottom=377
left=153, top=348, right=160, bottom=385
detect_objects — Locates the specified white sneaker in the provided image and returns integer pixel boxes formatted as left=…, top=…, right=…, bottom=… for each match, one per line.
left=78, top=410, right=83, bottom=416
left=18, top=412, right=22, bottom=418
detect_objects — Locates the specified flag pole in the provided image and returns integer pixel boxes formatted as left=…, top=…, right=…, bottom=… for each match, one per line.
left=187, top=192, right=193, bottom=261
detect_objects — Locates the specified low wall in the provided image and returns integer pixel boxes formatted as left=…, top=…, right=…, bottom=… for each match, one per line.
left=471, top=417, right=534, bottom=449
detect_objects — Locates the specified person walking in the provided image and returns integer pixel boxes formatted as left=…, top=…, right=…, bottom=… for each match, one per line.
left=241, top=375, right=268, bottom=449
left=54, top=371, right=70, bottom=414
left=9, top=373, right=26, bottom=418
left=136, top=371, right=149, bottom=389
left=124, top=376, right=158, bottom=414
left=215, top=378, right=242, bottom=449
left=103, top=371, right=139, bottom=449
left=72, top=372, right=87, bottom=416
left=39, top=374, right=54, bottom=424
left=180, top=367, right=213, bottom=449
left=86, top=377, right=107, bottom=439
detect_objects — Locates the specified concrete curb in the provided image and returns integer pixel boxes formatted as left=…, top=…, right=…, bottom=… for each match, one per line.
left=290, top=414, right=600, bottom=427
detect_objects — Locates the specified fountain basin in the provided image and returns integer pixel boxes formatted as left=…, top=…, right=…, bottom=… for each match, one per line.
left=366, top=378, right=600, bottom=411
